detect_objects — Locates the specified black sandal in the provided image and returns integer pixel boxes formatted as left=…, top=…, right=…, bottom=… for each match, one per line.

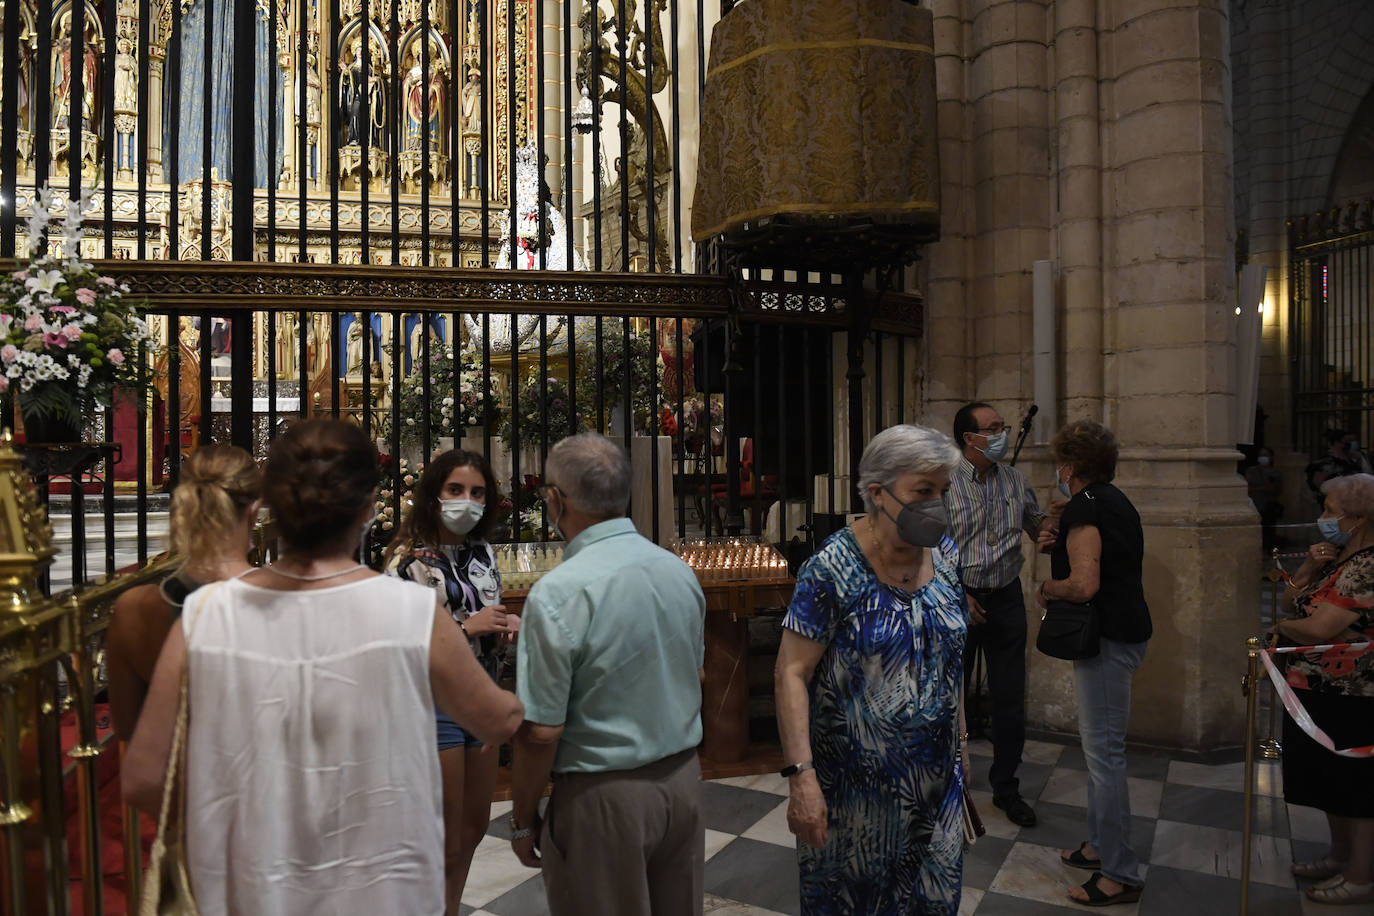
left=1061, top=842, right=1102, bottom=871
left=1071, top=872, right=1142, bottom=907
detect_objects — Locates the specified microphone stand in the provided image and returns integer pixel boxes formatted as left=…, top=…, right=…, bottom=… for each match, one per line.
left=1009, top=407, right=1037, bottom=467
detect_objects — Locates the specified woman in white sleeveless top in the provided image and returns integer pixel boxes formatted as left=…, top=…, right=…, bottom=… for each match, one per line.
left=123, top=419, right=524, bottom=916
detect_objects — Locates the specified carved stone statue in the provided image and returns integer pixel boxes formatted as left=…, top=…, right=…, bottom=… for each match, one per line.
left=114, top=38, right=137, bottom=112
left=52, top=13, right=73, bottom=128
left=276, top=311, right=298, bottom=378
left=430, top=69, right=447, bottom=153
left=409, top=317, right=443, bottom=369
left=5, top=26, right=29, bottom=127
left=75, top=21, right=99, bottom=127
left=367, top=60, right=387, bottom=149
left=295, top=50, right=322, bottom=181
left=460, top=66, right=482, bottom=195
left=114, top=38, right=137, bottom=175
left=346, top=316, right=365, bottom=375
left=339, top=41, right=364, bottom=146
left=403, top=52, right=424, bottom=150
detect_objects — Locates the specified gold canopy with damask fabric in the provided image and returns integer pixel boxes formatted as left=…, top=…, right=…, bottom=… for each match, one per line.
left=691, top=1, right=940, bottom=244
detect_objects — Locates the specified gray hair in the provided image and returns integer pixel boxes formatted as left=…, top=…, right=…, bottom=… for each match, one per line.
left=856, top=424, right=962, bottom=514
left=1322, top=473, right=1374, bottom=520
left=545, top=433, right=632, bottom=519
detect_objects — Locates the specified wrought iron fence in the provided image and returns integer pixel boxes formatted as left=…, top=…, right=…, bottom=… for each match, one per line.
left=1289, top=201, right=1374, bottom=458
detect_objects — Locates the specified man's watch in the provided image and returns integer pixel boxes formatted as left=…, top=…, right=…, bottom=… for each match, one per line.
left=510, top=812, right=540, bottom=840
left=780, top=760, right=815, bottom=777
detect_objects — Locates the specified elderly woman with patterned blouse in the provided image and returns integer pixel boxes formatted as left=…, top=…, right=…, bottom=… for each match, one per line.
left=1276, top=473, right=1374, bottom=906
left=775, top=424, right=967, bottom=914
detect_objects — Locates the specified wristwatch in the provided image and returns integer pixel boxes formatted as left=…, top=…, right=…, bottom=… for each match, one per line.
left=510, top=812, right=540, bottom=840
left=779, top=760, right=815, bottom=777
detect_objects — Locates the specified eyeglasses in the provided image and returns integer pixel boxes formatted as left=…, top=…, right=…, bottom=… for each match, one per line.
left=976, top=423, right=1007, bottom=435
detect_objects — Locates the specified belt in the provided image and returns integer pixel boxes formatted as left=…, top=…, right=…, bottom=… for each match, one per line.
left=965, top=581, right=1018, bottom=597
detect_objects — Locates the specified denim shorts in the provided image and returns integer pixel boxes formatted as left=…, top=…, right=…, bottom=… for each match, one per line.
left=436, top=708, right=484, bottom=751
left=435, top=652, right=503, bottom=751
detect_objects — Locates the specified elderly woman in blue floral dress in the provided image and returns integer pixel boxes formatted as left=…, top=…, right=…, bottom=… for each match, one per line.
left=775, top=424, right=968, bottom=914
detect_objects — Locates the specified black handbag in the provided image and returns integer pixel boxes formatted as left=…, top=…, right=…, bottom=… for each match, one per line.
left=1036, top=598, right=1100, bottom=660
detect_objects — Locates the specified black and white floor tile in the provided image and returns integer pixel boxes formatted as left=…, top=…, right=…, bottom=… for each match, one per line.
left=459, top=738, right=1327, bottom=914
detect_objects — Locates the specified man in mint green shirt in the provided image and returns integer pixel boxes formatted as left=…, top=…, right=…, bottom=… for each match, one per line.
left=509, top=433, right=706, bottom=916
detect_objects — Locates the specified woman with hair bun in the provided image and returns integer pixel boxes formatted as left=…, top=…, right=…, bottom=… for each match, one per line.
left=107, top=444, right=262, bottom=740
left=385, top=449, right=515, bottom=914
left=122, top=419, right=524, bottom=915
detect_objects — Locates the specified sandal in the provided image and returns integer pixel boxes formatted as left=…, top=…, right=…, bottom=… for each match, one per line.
left=1062, top=842, right=1104, bottom=871
left=1070, top=872, right=1143, bottom=907
left=1305, top=875, right=1374, bottom=905
left=1292, top=856, right=1347, bottom=880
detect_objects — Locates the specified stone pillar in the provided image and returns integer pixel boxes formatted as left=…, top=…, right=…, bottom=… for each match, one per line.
left=147, top=48, right=165, bottom=175
left=927, top=0, right=1259, bottom=752
left=1054, top=0, right=1104, bottom=422
left=541, top=0, right=563, bottom=199
left=1025, top=0, right=1259, bottom=752
left=923, top=0, right=974, bottom=428
left=969, top=0, right=1050, bottom=415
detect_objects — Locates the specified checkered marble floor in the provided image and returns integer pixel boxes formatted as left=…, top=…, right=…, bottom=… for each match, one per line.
left=457, top=737, right=1328, bottom=914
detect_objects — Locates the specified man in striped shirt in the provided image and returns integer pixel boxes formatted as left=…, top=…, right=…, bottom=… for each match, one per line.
left=946, top=402, right=1057, bottom=828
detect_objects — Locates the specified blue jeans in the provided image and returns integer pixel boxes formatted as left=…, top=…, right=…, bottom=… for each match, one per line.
left=1074, top=636, right=1148, bottom=887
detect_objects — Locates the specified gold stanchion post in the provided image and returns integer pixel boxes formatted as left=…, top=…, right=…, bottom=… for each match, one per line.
left=1260, top=550, right=1284, bottom=759
left=0, top=431, right=60, bottom=914
left=1241, top=636, right=1261, bottom=914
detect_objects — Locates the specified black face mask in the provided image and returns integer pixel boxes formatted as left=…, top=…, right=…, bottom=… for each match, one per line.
left=881, top=486, right=948, bottom=547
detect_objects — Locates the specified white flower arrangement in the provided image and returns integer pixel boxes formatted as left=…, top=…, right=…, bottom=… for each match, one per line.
left=1, top=187, right=157, bottom=426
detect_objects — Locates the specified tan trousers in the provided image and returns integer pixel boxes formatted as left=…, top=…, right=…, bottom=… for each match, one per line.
left=541, top=748, right=704, bottom=916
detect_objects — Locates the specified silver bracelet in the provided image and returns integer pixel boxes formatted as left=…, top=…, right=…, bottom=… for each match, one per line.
left=510, top=813, right=539, bottom=840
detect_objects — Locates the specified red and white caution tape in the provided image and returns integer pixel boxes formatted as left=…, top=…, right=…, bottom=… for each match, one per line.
left=1259, top=645, right=1374, bottom=758
left=1268, top=641, right=1372, bottom=654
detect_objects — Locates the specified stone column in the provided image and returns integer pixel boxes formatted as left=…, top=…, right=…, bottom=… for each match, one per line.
left=1025, top=0, right=1258, bottom=752
left=147, top=47, right=165, bottom=175
left=969, top=0, right=1050, bottom=417
left=923, top=0, right=974, bottom=428
left=1054, top=0, right=1104, bottom=422
left=541, top=0, right=563, bottom=200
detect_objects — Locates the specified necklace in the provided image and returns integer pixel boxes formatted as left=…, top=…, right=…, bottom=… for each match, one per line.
left=869, top=517, right=915, bottom=584
left=266, top=563, right=366, bottom=582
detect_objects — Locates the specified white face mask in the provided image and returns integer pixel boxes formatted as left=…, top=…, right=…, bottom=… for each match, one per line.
left=1258, top=455, right=1272, bottom=467
left=439, top=498, right=485, bottom=536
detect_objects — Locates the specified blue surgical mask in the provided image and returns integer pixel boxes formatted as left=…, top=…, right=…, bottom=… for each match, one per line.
left=980, top=430, right=1009, bottom=463
left=1057, top=465, right=1073, bottom=499
left=1318, top=515, right=1351, bottom=547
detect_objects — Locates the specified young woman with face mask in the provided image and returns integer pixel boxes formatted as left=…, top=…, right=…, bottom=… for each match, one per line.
left=385, top=449, right=515, bottom=914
